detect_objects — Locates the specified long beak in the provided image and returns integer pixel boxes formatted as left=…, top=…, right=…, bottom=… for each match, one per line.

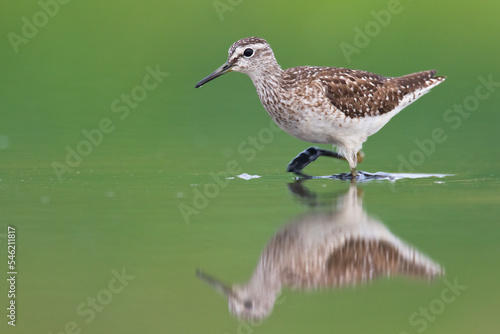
left=195, top=62, right=233, bottom=88
left=196, top=269, right=232, bottom=297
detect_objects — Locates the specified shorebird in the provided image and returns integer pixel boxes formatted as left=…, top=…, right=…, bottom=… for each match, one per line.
left=197, top=183, right=443, bottom=320
left=195, top=37, right=445, bottom=178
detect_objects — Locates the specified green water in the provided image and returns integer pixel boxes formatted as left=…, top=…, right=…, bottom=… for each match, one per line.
left=1, top=0, right=499, bottom=333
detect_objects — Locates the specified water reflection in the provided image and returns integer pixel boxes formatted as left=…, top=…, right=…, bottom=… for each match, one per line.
left=198, top=181, right=443, bottom=320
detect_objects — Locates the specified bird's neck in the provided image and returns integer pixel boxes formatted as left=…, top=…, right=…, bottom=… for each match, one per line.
left=249, top=62, right=282, bottom=86
left=241, top=265, right=282, bottom=304
left=244, top=250, right=283, bottom=296
left=249, top=63, right=286, bottom=118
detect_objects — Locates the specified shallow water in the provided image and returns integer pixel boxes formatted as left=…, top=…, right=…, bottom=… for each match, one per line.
left=1, top=166, right=498, bottom=333
left=196, top=180, right=446, bottom=321
left=1, top=1, right=500, bottom=333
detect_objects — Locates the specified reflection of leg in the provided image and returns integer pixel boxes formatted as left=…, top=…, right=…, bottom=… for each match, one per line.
left=286, top=146, right=343, bottom=177
left=287, top=180, right=317, bottom=203
left=350, top=167, right=358, bottom=183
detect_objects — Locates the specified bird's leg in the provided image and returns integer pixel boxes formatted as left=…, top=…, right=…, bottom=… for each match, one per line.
left=346, top=151, right=365, bottom=181
left=350, top=167, right=358, bottom=183
left=356, top=151, right=365, bottom=164
left=349, top=151, right=367, bottom=179
left=286, top=146, right=343, bottom=177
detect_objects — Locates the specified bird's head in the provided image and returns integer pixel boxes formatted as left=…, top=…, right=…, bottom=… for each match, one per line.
left=196, top=269, right=276, bottom=321
left=195, top=37, right=279, bottom=88
left=227, top=283, right=276, bottom=321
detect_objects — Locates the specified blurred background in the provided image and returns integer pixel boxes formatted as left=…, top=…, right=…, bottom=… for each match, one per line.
left=0, top=0, right=499, bottom=333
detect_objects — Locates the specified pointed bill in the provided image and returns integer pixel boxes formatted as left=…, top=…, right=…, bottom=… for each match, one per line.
left=196, top=269, right=232, bottom=297
left=195, top=62, right=233, bottom=88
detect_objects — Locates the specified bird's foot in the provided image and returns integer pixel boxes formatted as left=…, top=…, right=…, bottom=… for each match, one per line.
left=286, top=146, right=343, bottom=178
left=329, top=171, right=393, bottom=181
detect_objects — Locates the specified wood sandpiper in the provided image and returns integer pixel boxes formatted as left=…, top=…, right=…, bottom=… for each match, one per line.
left=195, top=37, right=445, bottom=179
left=197, top=183, right=442, bottom=320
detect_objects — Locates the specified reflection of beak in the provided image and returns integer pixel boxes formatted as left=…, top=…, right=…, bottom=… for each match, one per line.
left=195, top=62, right=233, bottom=88
left=196, top=269, right=232, bottom=297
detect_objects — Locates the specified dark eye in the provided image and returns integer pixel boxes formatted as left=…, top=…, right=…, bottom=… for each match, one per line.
left=243, top=48, right=254, bottom=57
left=243, top=300, right=253, bottom=309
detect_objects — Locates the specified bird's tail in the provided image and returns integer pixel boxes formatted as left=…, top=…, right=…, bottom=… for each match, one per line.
left=395, top=70, right=446, bottom=94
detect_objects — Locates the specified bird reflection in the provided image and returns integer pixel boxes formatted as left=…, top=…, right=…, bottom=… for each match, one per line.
left=197, top=181, right=443, bottom=320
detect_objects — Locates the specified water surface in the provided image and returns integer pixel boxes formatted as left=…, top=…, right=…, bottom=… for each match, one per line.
left=1, top=1, right=499, bottom=333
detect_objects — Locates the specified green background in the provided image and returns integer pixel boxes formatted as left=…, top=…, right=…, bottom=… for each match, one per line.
left=0, top=0, right=499, bottom=333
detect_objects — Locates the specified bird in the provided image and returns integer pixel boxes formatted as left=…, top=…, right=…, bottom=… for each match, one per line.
left=196, top=183, right=443, bottom=320
left=195, top=37, right=446, bottom=179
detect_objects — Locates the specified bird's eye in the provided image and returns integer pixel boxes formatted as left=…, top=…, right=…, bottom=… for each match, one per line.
left=243, top=300, right=253, bottom=309
left=243, top=48, right=254, bottom=57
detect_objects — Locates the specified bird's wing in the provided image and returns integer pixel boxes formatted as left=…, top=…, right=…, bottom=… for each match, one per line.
left=284, top=67, right=444, bottom=118
left=324, top=238, right=442, bottom=287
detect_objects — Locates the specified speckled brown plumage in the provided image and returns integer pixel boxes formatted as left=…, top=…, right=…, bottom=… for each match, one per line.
left=282, top=67, right=445, bottom=118
left=228, top=37, right=268, bottom=56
